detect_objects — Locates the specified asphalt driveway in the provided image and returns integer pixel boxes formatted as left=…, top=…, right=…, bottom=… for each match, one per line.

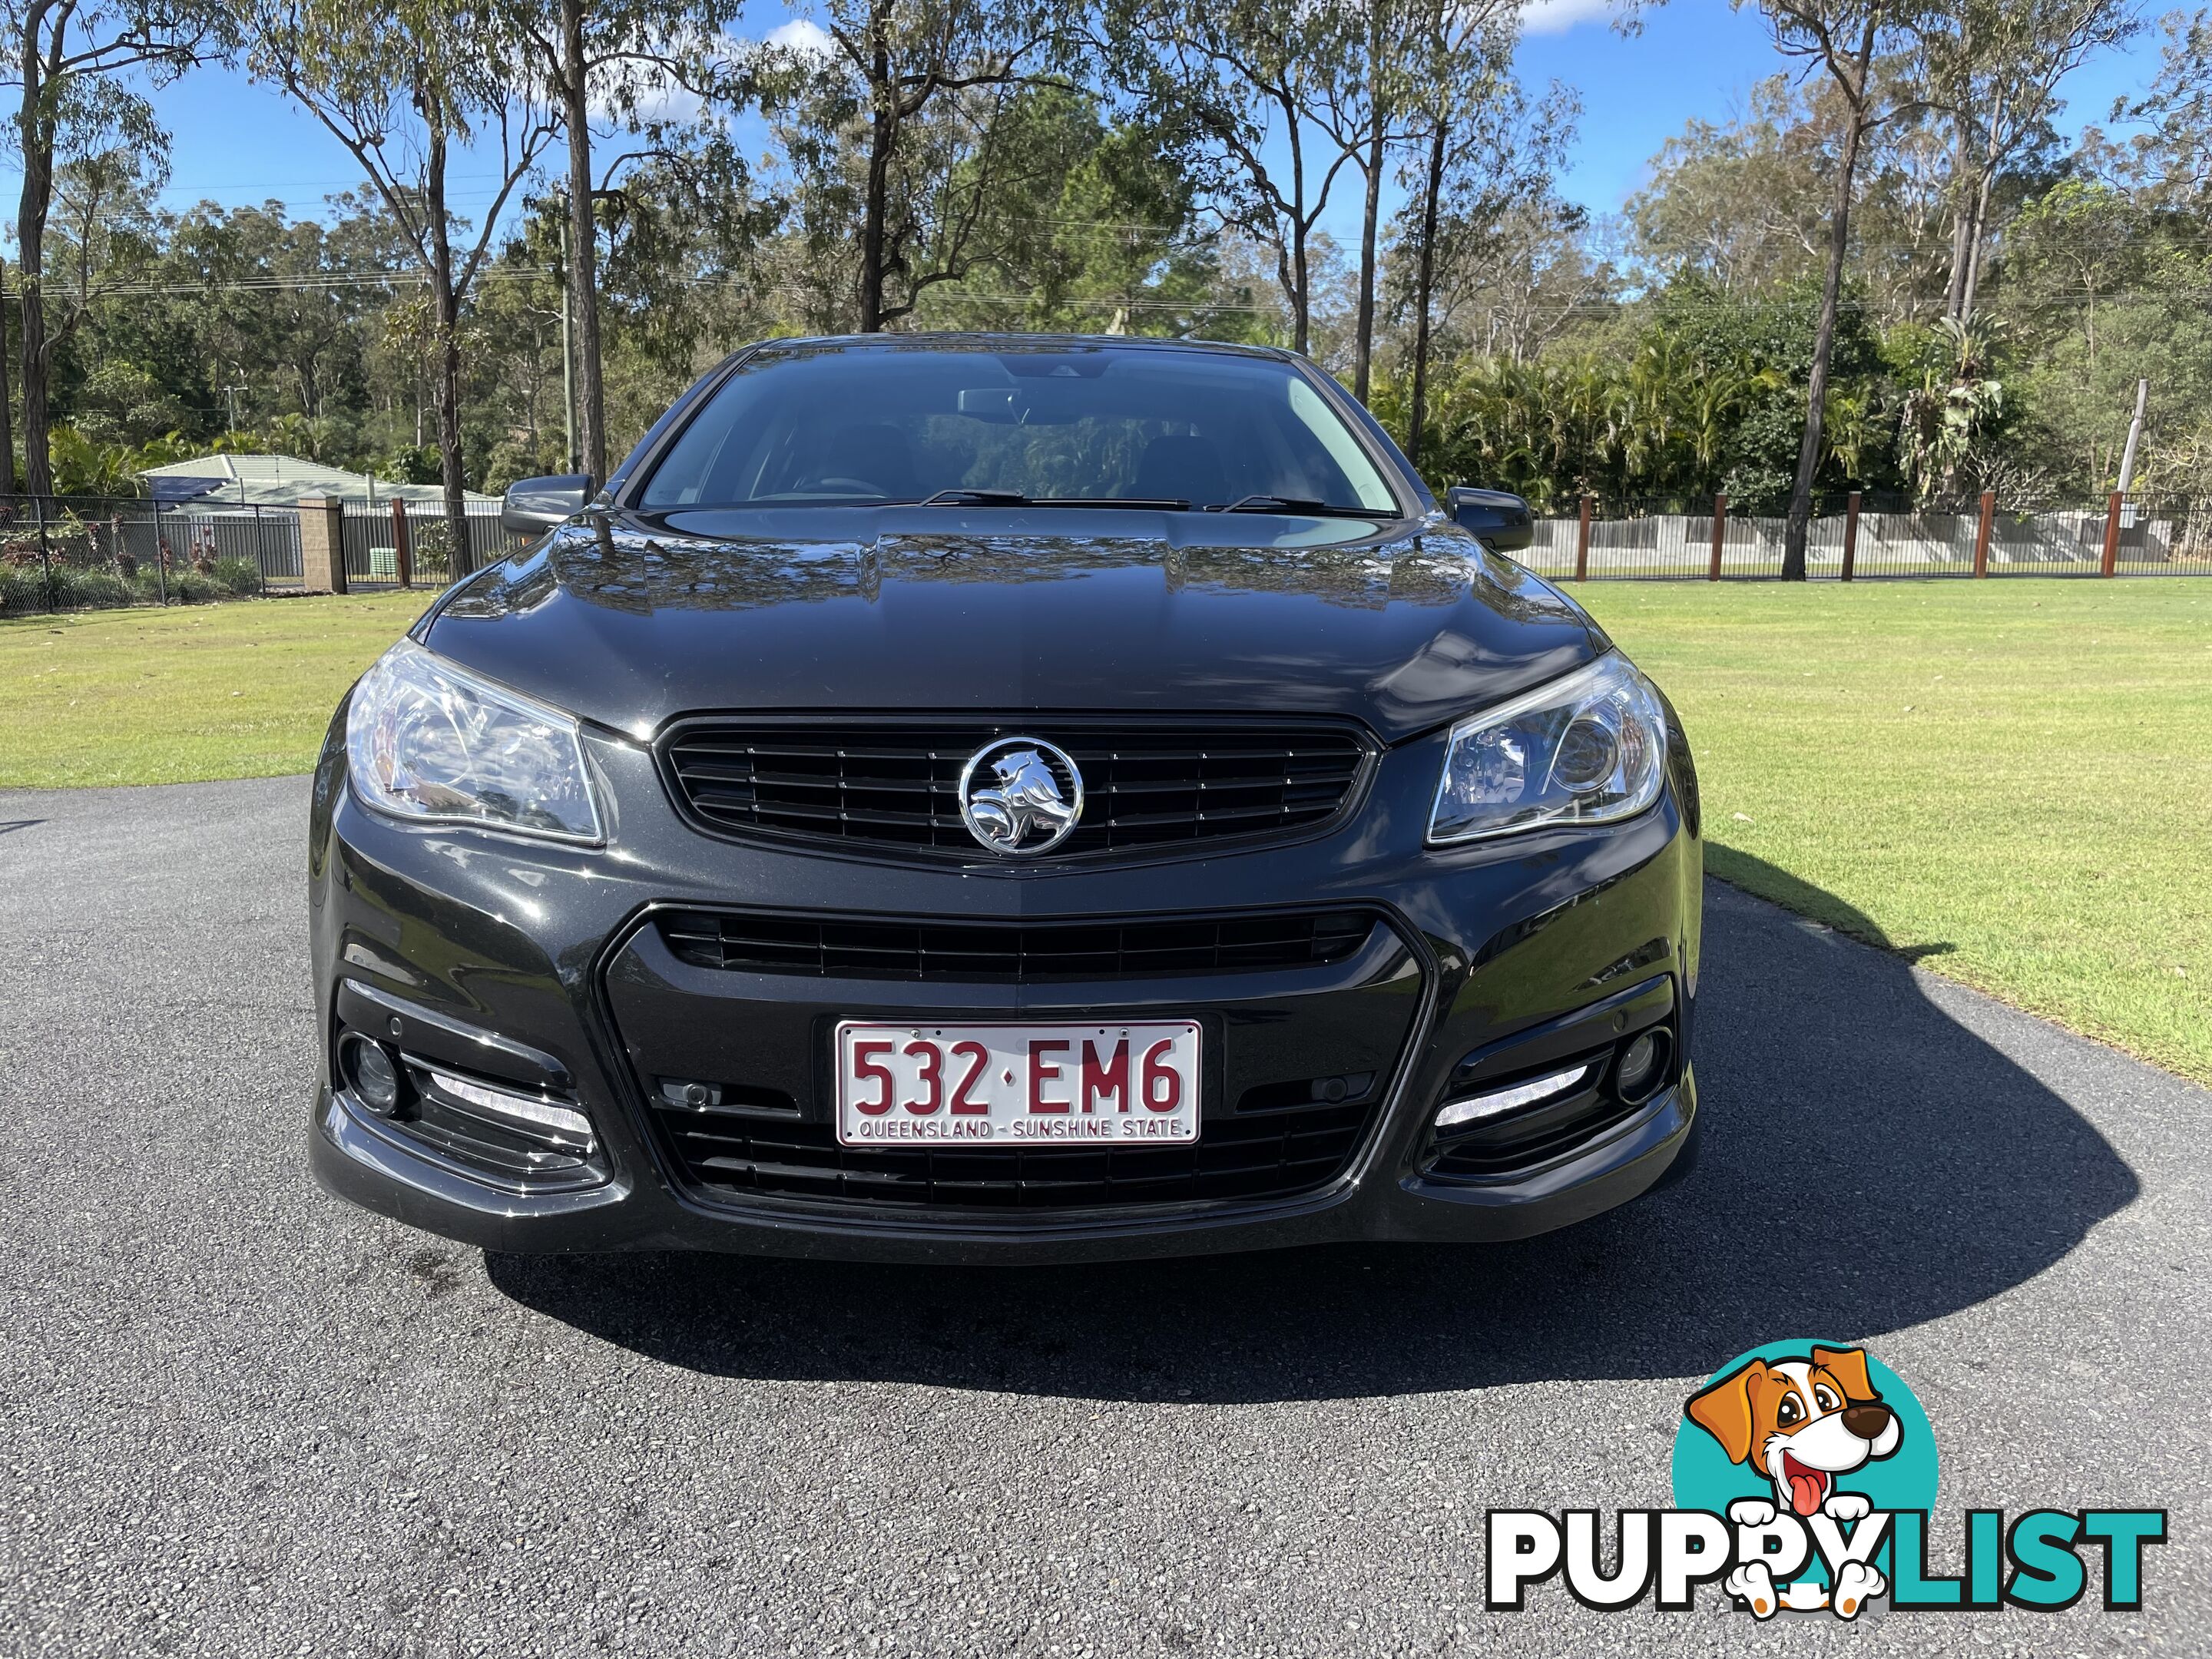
left=1, top=777, right=2204, bottom=1656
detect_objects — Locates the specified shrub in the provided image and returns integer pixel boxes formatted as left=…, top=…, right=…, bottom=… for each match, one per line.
left=66, top=569, right=134, bottom=610
left=410, top=519, right=454, bottom=576
left=167, top=571, right=220, bottom=604
left=0, top=565, right=134, bottom=611
left=212, top=556, right=264, bottom=596
left=0, top=565, right=48, bottom=614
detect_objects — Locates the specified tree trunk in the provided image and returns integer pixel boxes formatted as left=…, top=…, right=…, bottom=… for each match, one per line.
left=559, top=0, right=607, bottom=481
left=15, top=48, right=56, bottom=498
left=1958, top=164, right=1994, bottom=322
left=857, top=18, right=894, bottom=334
left=1284, top=110, right=1310, bottom=356
left=1406, top=121, right=1446, bottom=477
left=0, top=253, right=14, bottom=498
left=1352, top=125, right=1384, bottom=403
left=425, top=130, right=475, bottom=578
left=1784, top=30, right=1873, bottom=581
left=1942, top=126, right=1974, bottom=322
left=436, top=314, right=469, bottom=571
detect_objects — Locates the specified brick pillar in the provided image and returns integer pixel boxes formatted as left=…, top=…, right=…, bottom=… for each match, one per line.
left=299, top=496, right=348, bottom=594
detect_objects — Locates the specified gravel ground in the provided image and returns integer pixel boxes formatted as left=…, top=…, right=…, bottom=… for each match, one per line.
left=1, top=777, right=2204, bottom=1657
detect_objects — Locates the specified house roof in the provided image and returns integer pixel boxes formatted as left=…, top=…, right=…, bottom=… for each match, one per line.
left=137, top=452, right=495, bottom=507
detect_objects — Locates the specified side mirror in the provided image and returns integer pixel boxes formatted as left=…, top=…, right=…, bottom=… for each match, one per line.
left=501, top=473, right=595, bottom=535
left=1445, top=486, right=1534, bottom=553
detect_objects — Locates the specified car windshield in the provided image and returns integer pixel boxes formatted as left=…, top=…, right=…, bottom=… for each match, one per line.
left=634, top=342, right=1403, bottom=515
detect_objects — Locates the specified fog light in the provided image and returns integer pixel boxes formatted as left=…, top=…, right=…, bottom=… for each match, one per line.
left=343, top=1034, right=402, bottom=1116
left=1614, top=1030, right=1668, bottom=1104
left=1434, top=1061, right=1594, bottom=1130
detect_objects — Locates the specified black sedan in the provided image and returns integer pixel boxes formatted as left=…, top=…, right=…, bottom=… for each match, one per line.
left=308, top=334, right=1702, bottom=1261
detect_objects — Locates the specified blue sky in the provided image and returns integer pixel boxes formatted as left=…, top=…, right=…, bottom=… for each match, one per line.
left=2, top=0, right=2172, bottom=250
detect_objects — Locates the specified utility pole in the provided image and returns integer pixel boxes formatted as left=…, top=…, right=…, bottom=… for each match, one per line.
left=221, top=383, right=245, bottom=435
left=2116, top=378, right=2148, bottom=495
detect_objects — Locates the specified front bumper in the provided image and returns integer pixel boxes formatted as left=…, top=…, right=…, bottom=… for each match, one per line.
left=306, top=704, right=1704, bottom=1263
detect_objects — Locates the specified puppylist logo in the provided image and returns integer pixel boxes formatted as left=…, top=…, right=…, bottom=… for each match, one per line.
left=1488, top=1339, right=2166, bottom=1622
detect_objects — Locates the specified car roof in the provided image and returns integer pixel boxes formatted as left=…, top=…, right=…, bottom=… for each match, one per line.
left=740, top=333, right=1295, bottom=363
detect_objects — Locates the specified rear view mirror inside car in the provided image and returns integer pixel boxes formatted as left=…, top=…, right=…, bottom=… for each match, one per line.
left=957, top=386, right=1025, bottom=422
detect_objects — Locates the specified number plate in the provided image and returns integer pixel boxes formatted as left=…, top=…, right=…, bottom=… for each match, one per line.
left=833, top=1021, right=1202, bottom=1147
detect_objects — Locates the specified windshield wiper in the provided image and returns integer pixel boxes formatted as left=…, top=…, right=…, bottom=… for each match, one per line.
left=918, top=488, right=1031, bottom=506
left=909, top=489, right=1389, bottom=516
left=1209, top=494, right=1399, bottom=519
left=914, top=491, right=1196, bottom=510
left=1027, top=496, right=1190, bottom=509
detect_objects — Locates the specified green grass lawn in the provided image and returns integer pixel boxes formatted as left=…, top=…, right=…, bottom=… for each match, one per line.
left=0, top=591, right=433, bottom=789
left=4, top=578, right=2207, bottom=1084
left=1578, top=579, right=2211, bottom=1085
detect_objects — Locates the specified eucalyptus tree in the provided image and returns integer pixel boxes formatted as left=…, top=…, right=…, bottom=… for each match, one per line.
left=518, top=0, right=743, bottom=479
left=250, top=0, right=558, bottom=571
left=1392, top=0, right=1555, bottom=467
left=1922, top=0, right=2141, bottom=325
left=1743, top=0, right=1930, bottom=577
left=1109, top=0, right=1352, bottom=354
left=1627, top=78, right=1833, bottom=296
left=1, top=0, right=234, bottom=494
left=1306, top=0, right=1429, bottom=400
left=891, top=84, right=1230, bottom=335
left=2113, top=5, right=2212, bottom=198
left=170, top=197, right=409, bottom=438
left=753, top=0, right=1072, bottom=333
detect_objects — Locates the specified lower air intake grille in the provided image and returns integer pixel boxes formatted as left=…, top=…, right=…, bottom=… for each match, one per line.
left=654, top=1098, right=1374, bottom=1210
left=1422, top=1095, right=1645, bottom=1180
left=657, top=909, right=1376, bottom=982
left=659, top=720, right=1369, bottom=859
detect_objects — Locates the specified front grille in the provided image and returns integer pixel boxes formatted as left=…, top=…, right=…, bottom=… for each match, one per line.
left=657, top=909, right=1376, bottom=982
left=653, top=1096, right=1375, bottom=1210
left=660, top=719, right=1369, bottom=859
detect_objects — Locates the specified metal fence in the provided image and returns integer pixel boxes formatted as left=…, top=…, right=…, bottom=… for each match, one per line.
left=0, top=492, right=526, bottom=613
left=337, top=499, right=522, bottom=591
left=1519, top=492, right=2212, bottom=583
left=5, top=487, right=2209, bottom=616
left=0, top=494, right=288, bottom=610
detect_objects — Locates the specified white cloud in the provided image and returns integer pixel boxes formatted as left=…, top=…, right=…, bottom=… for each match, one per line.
left=1522, top=0, right=1615, bottom=35
left=766, top=18, right=834, bottom=56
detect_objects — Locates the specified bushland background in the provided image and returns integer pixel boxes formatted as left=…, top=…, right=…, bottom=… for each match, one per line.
left=2, top=0, right=2208, bottom=545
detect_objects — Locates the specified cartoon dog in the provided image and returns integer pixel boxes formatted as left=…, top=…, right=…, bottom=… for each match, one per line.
left=1686, top=1345, right=1902, bottom=1619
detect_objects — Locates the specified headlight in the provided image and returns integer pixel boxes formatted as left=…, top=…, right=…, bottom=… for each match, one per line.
left=346, top=641, right=604, bottom=843
left=1428, top=654, right=1669, bottom=843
